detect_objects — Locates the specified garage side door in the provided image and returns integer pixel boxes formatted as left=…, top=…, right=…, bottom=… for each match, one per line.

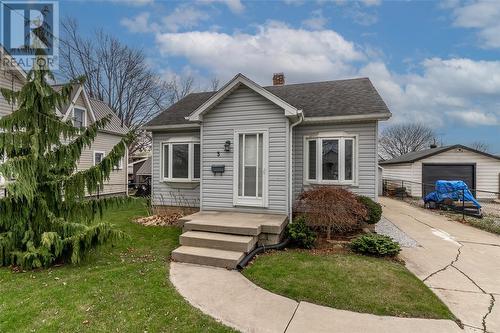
left=422, top=164, right=476, bottom=197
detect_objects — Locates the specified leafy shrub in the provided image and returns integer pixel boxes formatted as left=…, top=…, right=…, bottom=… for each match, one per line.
left=294, top=187, right=368, bottom=239
left=357, top=196, right=382, bottom=224
left=350, top=234, right=401, bottom=257
left=287, top=216, right=316, bottom=249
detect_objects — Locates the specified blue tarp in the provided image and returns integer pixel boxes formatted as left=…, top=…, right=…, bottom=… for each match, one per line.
left=423, top=180, right=481, bottom=208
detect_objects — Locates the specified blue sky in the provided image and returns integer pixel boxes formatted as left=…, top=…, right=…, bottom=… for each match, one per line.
left=59, top=0, right=500, bottom=153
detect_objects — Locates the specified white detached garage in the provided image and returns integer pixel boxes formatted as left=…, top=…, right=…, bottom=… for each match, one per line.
left=380, top=145, right=500, bottom=200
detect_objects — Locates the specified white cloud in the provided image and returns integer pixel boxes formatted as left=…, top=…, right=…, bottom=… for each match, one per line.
left=302, top=10, right=328, bottom=30
left=120, top=12, right=154, bottom=33
left=447, top=110, right=499, bottom=126
left=197, top=0, right=245, bottom=13
left=283, top=0, right=305, bottom=5
left=120, top=5, right=209, bottom=34
left=450, top=0, right=500, bottom=48
left=155, top=22, right=364, bottom=83
left=162, top=6, right=209, bottom=32
left=111, top=0, right=153, bottom=6
left=155, top=22, right=500, bottom=130
left=360, top=58, right=500, bottom=127
left=346, top=6, right=378, bottom=25
left=360, top=0, right=382, bottom=7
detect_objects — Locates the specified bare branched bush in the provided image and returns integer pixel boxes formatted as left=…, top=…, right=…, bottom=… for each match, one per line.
left=294, top=187, right=368, bottom=239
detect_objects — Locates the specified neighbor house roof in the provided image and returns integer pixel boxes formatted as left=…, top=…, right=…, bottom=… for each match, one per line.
left=89, top=98, right=129, bottom=136
left=136, top=157, right=151, bottom=176
left=379, top=144, right=500, bottom=165
left=51, top=83, right=128, bottom=136
left=146, top=76, right=391, bottom=128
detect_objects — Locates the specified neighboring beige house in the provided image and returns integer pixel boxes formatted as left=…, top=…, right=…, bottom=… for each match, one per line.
left=380, top=145, right=500, bottom=200
left=0, top=46, right=128, bottom=196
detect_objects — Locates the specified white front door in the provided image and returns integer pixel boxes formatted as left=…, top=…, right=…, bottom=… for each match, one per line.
left=234, top=130, right=268, bottom=207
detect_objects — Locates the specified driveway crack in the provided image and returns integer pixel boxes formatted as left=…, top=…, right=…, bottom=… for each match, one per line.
left=423, top=243, right=463, bottom=282
left=283, top=302, right=300, bottom=332
left=481, top=294, right=495, bottom=333
left=401, top=212, right=496, bottom=333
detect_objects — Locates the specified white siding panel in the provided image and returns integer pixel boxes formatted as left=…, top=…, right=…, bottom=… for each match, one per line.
left=77, top=132, right=128, bottom=195
left=380, top=163, right=419, bottom=196
left=293, top=122, right=378, bottom=201
left=151, top=130, right=200, bottom=207
left=201, top=86, right=288, bottom=214
left=0, top=71, right=23, bottom=117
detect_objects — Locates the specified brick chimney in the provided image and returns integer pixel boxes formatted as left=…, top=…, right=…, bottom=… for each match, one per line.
left=272, top=73, right=285, bottom=86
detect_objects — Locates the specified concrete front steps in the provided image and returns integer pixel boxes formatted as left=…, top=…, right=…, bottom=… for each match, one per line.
left=180, top=231, right=257, bottom=252
left=171, top=212, right=288, bottom=269
left=171, top=246, right=246, bottom=269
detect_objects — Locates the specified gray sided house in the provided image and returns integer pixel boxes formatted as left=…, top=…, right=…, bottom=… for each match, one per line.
left=145, top=74, right=391, bottom=219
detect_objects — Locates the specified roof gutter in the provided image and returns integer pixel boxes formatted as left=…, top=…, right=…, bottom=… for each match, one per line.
left=303, top=112, right=392, bottom=124
left=143, top=124, right=201, bottom=131
left=289, top=111, right=304, bottom=222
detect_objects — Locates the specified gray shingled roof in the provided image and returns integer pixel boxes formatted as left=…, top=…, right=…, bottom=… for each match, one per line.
left=51, top=84, right=128, bottom=135
left=136, top=157, right=151, bottom=176
left=146, top=77, right=390, bottom=127
left=89, top=98, right=129, bottom=135
left=380, top=144, right=500, bottom=165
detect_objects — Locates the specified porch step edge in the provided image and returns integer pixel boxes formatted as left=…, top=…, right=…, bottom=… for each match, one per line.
left=171, top=246, right=245, bottom=269
left=180, top=231, right=257, bottom=252
left=183, top=221, right=261, bottom=236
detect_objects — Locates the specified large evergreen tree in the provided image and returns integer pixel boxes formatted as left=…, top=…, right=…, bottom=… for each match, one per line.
left=0, top=60, right=133, bottom=269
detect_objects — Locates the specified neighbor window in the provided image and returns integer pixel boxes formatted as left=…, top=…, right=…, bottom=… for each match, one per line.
left=162, top=141, right=200, bottom=181
left=305, top=136, right=356, bottom=184
left=73, top=108, right=86, bottom=128
left=94, top=151, right=105, bottom=166
left=113, top=157, right=124, bottom=170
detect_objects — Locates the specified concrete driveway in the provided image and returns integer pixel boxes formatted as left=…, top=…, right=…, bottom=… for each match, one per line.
left=381, top=197, right=500, bottom=333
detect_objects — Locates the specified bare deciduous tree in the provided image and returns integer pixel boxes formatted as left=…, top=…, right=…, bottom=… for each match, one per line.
left=60, top=19, right=173, bottom=155
left=168, top=74, right=195, bottom=103
left=379, top=123, right=437, bottom=159
left=469, top=141, right=490, bottom=153
left=210, top=77, right=220, bottom=91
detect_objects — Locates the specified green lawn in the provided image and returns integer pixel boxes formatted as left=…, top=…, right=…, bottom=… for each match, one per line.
left=0, top=199, right=234, bottom=333
left=243, top=250, right=455, bottom=320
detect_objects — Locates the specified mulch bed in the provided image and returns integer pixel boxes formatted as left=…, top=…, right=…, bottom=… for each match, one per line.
left=134, top=214, right=183, bottom=227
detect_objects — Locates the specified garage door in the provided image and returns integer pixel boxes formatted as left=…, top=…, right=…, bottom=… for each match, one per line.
left=422, top=164, right=476, bottom=197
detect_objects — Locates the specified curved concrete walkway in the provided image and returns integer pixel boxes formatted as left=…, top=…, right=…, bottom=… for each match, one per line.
left=170, top=262, right=460, bottom=333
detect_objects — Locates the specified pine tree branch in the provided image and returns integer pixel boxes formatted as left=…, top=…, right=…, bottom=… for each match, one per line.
left=45, top=116, right=111, bottom=173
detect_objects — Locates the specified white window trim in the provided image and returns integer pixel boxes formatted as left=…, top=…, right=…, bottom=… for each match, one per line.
left=161, top=138, right=200, bottom=183
left=233, top=129, right=269, bottom=208
left=303, top=133, right=359, bottom=186
left=93, top=151, right=105, bottom=166
left=72, top=106, right=87, bottom=128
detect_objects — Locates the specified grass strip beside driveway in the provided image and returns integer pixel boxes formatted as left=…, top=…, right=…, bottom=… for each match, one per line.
left=243, top=250, right=455, bottom=320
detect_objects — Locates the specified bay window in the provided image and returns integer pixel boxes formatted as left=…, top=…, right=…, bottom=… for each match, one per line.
left=305, top=136, right=356, bottom=184
left=162, top=141, right=200, bottom=182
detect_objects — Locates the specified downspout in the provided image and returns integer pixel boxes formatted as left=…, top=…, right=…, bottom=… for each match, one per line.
left=288, top=111, right=304, bottom=222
